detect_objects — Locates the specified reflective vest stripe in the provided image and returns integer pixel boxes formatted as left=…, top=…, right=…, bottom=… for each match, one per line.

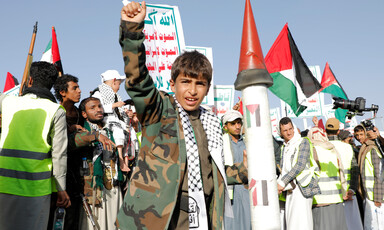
left=0, top=168, right=51, bottom=180
left=319, top=189, right=342, bottom=195
left=0, top=148, right=49, bottom=160
left=319, top=176, right=340, bottom=182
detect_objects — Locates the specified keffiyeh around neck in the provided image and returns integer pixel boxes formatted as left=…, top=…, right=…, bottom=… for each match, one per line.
left=174, top=95, right=223, bottom=229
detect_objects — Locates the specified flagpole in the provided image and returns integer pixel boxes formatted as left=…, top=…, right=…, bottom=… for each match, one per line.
left=19, top=21, right=38, bottom=96
left=234, top=0, right=280, bottom=229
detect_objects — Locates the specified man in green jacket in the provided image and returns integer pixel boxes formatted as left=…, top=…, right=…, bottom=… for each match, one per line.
left=117, top=2, right=248, bottom=229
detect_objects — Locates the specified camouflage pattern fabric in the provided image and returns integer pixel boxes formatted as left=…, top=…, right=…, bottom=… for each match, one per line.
left=116, top=20, right=248, bottom=230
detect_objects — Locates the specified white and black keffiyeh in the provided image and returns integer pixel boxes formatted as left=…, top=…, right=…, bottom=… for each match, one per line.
left=98, top=83, right=128, bottom=122
left=174, top=96, right=224, bottom=229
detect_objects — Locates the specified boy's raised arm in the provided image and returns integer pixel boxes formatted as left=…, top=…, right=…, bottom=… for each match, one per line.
left=120, top=1, right=163, bottom=125
left=121, top=1, right=146, bottom=23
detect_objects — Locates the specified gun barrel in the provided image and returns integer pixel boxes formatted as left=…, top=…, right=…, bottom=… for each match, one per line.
left=80, top=194, right=99, bottom=230
left=19, top=21, right=38, bottom=96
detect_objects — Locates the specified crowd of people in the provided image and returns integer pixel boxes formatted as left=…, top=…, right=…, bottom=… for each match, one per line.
left=0, top=1, right=383, bottom=230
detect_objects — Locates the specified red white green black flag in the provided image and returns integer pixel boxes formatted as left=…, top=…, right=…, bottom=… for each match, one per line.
left=319, top=62, right=348, bottom=123
left=41, top=27, right=63, bottom=74
left=265, top=24, right=321, bottom=117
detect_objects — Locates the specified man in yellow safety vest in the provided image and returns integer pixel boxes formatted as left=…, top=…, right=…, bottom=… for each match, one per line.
left=0, top=62, right=71, bottom=230
left=357, top=122, right=384, bottom=229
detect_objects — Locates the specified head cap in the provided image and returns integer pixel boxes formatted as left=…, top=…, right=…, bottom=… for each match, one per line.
left=222, top=110, right=243, bottom=124
left=101, top=70, right=125, bottom=83
left=326, top=118, right=340, bottom=131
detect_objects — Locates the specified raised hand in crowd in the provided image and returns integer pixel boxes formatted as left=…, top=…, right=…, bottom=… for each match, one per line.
left=121, top=1, right=146, bottom=22
left=312, top=116, right=319, bottom=127
left=233, top=98, right=241, bottom=111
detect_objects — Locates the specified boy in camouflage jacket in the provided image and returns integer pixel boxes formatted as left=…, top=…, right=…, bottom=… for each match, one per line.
left=117, top=2, right=248, bottom=229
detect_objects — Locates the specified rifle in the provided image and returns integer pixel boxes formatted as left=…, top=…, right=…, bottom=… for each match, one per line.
left=19, top=21, right=38, bottom=96
left=80, top=194, right=100, bottom=230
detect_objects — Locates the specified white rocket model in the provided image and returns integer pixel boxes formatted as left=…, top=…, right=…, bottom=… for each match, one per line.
left=234, top=0, right=280, bottom=229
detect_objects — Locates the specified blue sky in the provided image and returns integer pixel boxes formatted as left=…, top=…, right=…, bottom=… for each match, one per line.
left=1, top=0, right=384, bottom=129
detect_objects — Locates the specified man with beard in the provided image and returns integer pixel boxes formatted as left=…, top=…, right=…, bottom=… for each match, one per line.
left=77, top=97, right=123, bottom=230
left=91, top=70, right=129, bottom=173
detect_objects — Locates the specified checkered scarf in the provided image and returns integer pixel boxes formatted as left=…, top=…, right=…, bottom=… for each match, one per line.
left=98, top=83, right=127, bottom=121
left=174, top=96, right=223, bottom=229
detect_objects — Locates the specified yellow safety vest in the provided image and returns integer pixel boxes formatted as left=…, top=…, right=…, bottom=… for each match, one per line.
left=313, top=145, right=343, bottom=204
left=0, top=95, right=61, bottom=197
left=364, top=148, right=383, bottom=201
left=294, top=137, right=319, bottom=187
left=330, top=140, right=354, bottom=190
left=279, top=137, right=319, bottom=201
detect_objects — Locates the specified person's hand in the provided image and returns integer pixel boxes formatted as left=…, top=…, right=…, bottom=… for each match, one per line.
left=366, top=129, right=378, bottom=140
left=277, top=184, right=284, bottom=195
left=312, top=116, right=318, bottom=127
left=374, top=201, right=382, bottom=207
left=113, top=101, right=125, bottom=109
left=233, top=100, right=241, bottom=111
left=343, top=189, right=354, bottom=201
left=243, top=150, right=247, bottom=169
left=68, top=124, right=86, bottom=133
left=56, top=191, right=71, bottom=208
left=121, top=1, right=147, bottom=23
left=98, top=134, right=116, bottom=151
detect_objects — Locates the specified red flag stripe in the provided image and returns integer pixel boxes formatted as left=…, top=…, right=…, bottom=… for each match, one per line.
left=320, top=62, right=337, bottom=89
left=265, top=23, right=292, bottom=73
left=52, top=27, right=61, bottom=63
left=3, top=72, right=17, bottom=92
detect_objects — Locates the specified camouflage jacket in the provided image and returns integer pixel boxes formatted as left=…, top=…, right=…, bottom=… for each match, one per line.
left=117, top=20, right=248, bottom=230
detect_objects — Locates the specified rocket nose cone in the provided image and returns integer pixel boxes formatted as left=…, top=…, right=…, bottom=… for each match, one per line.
left=238, top=0, right=268, bottom=73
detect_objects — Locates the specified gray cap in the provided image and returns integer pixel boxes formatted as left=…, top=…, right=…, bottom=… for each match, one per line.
left=222, top=110, right=242, bottom=124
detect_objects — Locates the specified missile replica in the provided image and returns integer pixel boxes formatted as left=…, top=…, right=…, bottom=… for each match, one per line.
left=234, top=0, right=281, bottom=229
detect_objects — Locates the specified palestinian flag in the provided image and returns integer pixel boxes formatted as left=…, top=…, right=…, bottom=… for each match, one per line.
left=3, top=72, right=19, bottom=93
left=319, top=62, right=348, bottom=123
left=265, top=24, right=321, bottom=116
left=41, top=27, right=63, bottom=74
